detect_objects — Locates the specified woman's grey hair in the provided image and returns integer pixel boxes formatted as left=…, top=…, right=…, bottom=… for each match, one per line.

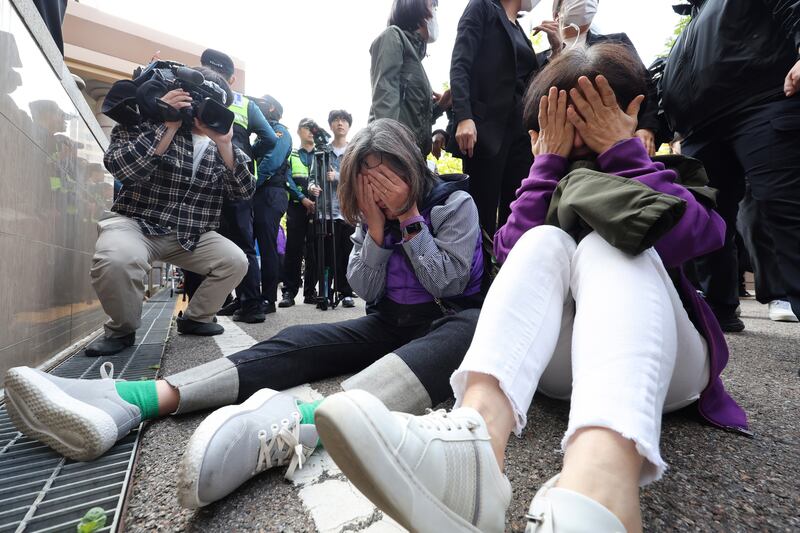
left=338, top=118, right=435, bottom=226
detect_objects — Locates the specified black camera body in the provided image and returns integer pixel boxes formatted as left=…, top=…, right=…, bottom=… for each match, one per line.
left=102, top=60, right=234, bottom=134
left=301, top=120, right=332, bottom=151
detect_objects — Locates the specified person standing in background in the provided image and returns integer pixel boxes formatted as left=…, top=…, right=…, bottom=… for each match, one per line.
left=661, top=0, right=800, bottom=331
left=449, top=0, right=543, bottom=289
left=182, top=49, right=277, bottom=324
left=252, top=95, right=293, bottom=315
left=369, top=0, right=452, bottom=155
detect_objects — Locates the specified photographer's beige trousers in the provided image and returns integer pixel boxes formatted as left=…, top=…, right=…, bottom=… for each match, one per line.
left=90, top=212, right=247, bottom=338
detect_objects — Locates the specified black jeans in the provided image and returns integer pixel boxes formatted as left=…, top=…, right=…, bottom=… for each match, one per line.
left=681, top=97, right=800, bottom=319
left=283, top=202, right=317, bottom=298
left=184, top=198, right=261, bottom=309
left=227, top=306, right=481, bottom=406
left=253, top=186, right=288, bottom=304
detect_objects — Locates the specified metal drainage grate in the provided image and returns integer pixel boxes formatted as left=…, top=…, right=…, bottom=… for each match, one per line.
left=0, top=291, right=175, bottom=533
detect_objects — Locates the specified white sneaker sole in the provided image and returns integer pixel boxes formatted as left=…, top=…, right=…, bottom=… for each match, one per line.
left=176, top=388, right=281, bottom=509
left=316, top=391, right=480, bottom=533
left=769, top=312, right=799, bottom=323
left=4, top=367, right=118, bottom=462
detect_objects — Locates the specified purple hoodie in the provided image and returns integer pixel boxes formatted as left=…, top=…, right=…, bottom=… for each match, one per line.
left=495, top=138, right=748, bottom=433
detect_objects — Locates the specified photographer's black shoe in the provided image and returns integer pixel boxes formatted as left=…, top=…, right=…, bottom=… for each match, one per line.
left=303, top=293, right=317, bottom=305
left=263, top=302, right=277, bottom=315
left=278, top=293, right=295, bottom=308
left=342, top=296, right=355, bottom=308
left=85, top=333, right=135, bottom=357
left=176, top=316, right=224, bottom=336
left=217, top=299, right=241, bottom=316
left=233, top=307, right=266, bottom=324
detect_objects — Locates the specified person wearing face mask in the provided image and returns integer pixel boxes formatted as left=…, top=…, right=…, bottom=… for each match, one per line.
left=543, top=0, right=661, bottom=156
left=369, top=0, right=452, bottom=156
left=449, top=0, right=546, bottom=290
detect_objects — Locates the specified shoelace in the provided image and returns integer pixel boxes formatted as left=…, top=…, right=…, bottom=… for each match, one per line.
left=420, top=409, right=478, bottom=432
left=99, top=362, right=115, bottom=380
left=256, top=411, right=308, bottom=480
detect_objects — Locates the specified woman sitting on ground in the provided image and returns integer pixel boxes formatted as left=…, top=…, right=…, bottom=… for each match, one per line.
left=3, top=118, right=484, bottom=509
left=315, top=44, right=749, bottom=533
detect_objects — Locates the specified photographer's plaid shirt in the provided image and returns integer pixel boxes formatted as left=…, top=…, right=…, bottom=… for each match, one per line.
left=104, top=121, right=255, bottom=251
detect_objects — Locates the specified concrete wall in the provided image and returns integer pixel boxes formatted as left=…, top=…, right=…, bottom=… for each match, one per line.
left=0, top=0, right=113, bottom=383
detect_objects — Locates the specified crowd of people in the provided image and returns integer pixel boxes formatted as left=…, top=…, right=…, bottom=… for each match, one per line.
left=5, top=0, right=800, bottom=531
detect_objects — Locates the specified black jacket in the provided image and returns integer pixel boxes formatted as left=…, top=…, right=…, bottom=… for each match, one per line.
left=661, top=0, right=800, bottom=136
left=584, top=31, right=661, bottom=133
left=449, top=0, right=542, bottom=159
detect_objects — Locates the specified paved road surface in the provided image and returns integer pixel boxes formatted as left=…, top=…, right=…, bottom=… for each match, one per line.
left=122, top=297, right=799, bottom=532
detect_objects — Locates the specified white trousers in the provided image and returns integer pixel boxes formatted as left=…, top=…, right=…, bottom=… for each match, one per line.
left=451, top=226, right=710, bottom=484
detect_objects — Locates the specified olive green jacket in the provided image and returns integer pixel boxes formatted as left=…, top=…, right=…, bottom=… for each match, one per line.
left=545, top=155, right=717, bottom=255
left=369, top=26, right=443, bottom=155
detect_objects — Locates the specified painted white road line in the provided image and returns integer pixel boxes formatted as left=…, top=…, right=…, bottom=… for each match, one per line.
left=209, top=318, right=406, bottom=532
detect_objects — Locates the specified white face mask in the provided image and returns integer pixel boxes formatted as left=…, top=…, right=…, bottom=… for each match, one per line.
left=558, top=0, right=598, bottom=29
left=520, top=0, right=542, bottom=12
left=426, top=10, right=439, bottom=43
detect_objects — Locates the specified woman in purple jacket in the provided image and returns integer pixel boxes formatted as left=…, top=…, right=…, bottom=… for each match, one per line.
left=314, top=45, right=748, bottom=533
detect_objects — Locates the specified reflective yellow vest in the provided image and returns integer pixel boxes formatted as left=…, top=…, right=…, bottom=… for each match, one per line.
left=229, top=92, right=249, bottom=130
left=288, top=150, right=310, bottom=178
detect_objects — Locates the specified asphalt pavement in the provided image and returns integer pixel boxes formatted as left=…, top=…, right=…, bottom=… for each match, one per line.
left=121, top=296, right=799, bottom=532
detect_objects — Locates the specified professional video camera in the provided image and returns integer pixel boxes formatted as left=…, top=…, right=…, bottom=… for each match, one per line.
left=102, top=60, right=234, bottom=134
left=300, top=119, right=332, bottom=151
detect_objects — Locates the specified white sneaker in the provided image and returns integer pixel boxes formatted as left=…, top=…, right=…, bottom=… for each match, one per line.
left=768, top=300, right=799, bottom=322
left=315, top=390, right=511, bottom=533
left=525, top=475, right=627, bottom=533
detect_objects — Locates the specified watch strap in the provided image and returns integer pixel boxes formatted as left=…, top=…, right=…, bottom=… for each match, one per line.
left=400, top=215, right=425, bottom=230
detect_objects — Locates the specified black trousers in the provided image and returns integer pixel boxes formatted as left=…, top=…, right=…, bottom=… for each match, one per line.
left=184, top=198, right=261, bottom=309
left=253, top=186, right=288, bottom=304
left=463, top=129, right=532, bottom=290
left=283, top=202, right=317, bottom=298
left=682, top=97, right=800, bottom=319
left=737, top=183, right=787, bottom=304
left=227, top=307, right=481, bottom=406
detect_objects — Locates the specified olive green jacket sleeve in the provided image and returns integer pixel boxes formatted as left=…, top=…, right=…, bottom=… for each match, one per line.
left=369, top=28, right=404, bottom=123
left=545, top=168, right=687, bottom=256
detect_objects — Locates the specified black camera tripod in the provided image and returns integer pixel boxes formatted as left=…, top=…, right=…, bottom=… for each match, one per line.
left=310, top=145, right=341, bottom=311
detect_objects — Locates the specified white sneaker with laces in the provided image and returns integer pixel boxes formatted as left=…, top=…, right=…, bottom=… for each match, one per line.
left=768, top=300, right=799, bottom=322
left=315, top=390, right=511, bottom=533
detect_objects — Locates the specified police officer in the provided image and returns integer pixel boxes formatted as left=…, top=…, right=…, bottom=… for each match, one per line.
left=183, top=49, right=278, bottom=323
left=279, top=119, right=319, bottom=307
left=251, top=95, right=293, bottom=314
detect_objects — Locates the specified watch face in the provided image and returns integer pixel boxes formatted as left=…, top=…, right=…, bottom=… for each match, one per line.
left=404, top=222, right=424, bottom=234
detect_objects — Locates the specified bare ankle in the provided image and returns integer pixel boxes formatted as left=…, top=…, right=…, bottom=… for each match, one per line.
left=460, top=373, right=515, bottom=472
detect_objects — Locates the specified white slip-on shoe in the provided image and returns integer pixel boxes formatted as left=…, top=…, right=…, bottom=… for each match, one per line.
left=176, top=388, right=317, bottom=509
left=768, top=300, right=799, bottom=322
left=315, top=390, right=511, bottom=533
left=525, top=475, right=627, bottom=533
left=4, top=364, right=141, bottom=462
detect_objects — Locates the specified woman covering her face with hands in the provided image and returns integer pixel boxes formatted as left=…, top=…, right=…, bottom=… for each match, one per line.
left=315, top=45, right=747, bottom=533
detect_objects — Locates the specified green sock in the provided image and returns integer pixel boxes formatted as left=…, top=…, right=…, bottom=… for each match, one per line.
left=115, top=381, right=159, bottom=420
left=297, top=399, right=323, bottom=426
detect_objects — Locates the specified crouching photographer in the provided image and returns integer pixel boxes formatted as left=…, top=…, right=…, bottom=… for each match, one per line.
left=85, top=62, right=255, bottom=357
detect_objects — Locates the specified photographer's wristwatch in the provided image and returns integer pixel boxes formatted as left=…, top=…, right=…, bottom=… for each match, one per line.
left=401, top=215, right=426, bottom=241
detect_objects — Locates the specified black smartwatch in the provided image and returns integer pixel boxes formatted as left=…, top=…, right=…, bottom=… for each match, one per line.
left=401, top=215, right=425, bottom=241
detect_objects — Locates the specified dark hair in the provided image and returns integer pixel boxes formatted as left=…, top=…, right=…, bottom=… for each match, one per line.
left=192, top=65, right=233, bottom=107
left=523, top=43, right=647, bottom=131
left=298, top=117, right=314, bottom=130
left=328, top=109, right=353, bottom=127
left=259, top=94, right=283, bottom=121
left=387, top=0, right=433, bottom=32
left=339, top=119, right=435, bottom=225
